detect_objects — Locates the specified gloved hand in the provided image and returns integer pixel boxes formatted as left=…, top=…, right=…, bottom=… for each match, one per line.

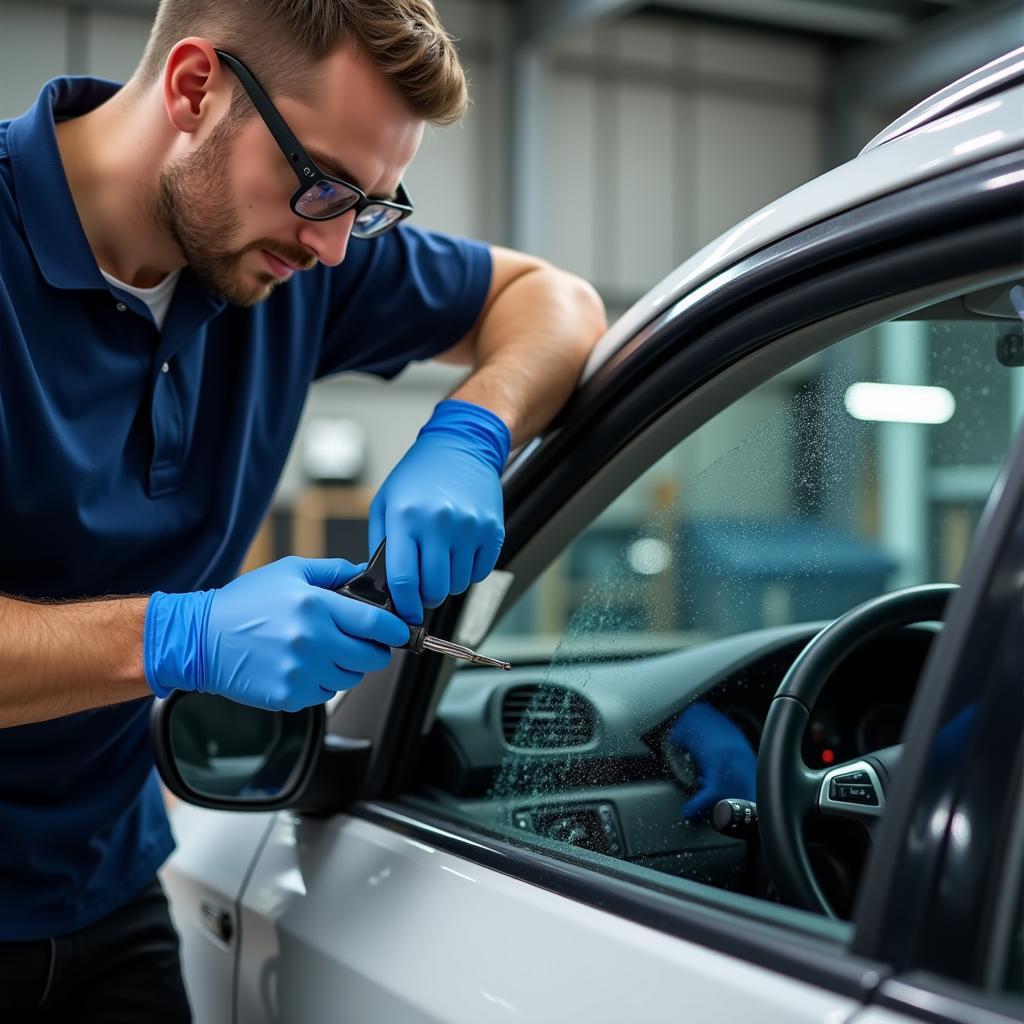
left=143, top=556, right=410, bottom=712
left=369, top=398, right=511, bottom=625
left=668, top=702, right=757, bottom=819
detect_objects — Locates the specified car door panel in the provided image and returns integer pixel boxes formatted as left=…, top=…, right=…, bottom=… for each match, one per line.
left=235, top=812, right=859, bottom=1024
left=161, top=803, right=276, bottom=1024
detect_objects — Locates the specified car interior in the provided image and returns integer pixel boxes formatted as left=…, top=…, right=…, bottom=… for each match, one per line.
left=406, top=280, right=1024, bottom=922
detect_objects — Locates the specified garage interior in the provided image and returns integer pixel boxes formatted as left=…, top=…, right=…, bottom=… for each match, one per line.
left=0, top=0, right=1020, bottom=631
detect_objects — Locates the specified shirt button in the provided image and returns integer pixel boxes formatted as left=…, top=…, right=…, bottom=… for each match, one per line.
left=115, top=302, right=127, bottom=312
left=161, top=362, right=170, bottom=374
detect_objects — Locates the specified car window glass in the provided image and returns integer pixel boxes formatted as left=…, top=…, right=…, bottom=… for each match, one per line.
left=483, top=317, right=1021, bottom=663
left=412, top=295, right=1023, bottom=923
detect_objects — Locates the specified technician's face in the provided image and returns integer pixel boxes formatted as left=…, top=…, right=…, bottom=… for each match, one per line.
left=157, top=44, right=423, bottom=306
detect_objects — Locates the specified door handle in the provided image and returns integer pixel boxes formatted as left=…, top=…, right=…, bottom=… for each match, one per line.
left=200, top=901, right=234, bottom=943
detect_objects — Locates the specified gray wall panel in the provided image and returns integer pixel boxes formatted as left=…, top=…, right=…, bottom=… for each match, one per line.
left=614, top=81, right=679, bottom=292
left=0, top=4, right=69, bottom=118
left=616, top=17, right=678, bottom=66
left=695, top=93, right=822, bottom=247
left=545, top=72, right=599, bottom=282
left=84, top=11, right=151, bottom=84
left=411, top=112, right=487, bottom=238
left=693, top=21, right=827, bottom=90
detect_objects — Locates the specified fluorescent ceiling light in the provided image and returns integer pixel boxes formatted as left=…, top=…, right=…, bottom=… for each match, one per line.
left=627, top=538, right=672, bottom=575
left=844, top=382, right=955, bottom=424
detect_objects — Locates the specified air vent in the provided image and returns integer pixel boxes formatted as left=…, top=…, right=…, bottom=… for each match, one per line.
left=501, top=685, right=596, bottom=749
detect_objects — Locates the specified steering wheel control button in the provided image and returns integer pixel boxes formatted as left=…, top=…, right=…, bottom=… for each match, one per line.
left=829, top=768, right=880, bottom=804
left=829, top=779, right=879, bottom=805
left=819, top=760, right=885, bottom=819
left=712, top=798, right=758, bottom=838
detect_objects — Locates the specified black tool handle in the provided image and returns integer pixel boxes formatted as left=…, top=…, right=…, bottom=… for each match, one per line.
left=335, top=540, right=426, bottom=654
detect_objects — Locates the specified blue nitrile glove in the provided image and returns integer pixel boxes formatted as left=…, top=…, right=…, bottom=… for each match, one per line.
left=369, top=398, right=511, bottom=625
left=930, top=703, right=978, bottom=766
left=143, top=556, right=410, bottom=712
left=669, top=702, right=757, bottom=819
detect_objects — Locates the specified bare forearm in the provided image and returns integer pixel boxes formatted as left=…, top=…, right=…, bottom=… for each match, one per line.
left=0, top=594, right=149, bottom=728
left=452, top=267, right=606, bottom=445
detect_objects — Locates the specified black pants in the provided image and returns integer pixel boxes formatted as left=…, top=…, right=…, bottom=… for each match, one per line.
left=0, top=878, right=192, bottom=1023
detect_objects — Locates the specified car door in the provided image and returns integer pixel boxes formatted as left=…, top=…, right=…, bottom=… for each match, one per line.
left=160, top=804, right=276, bottom=1024
left=226, top=153, right=1023, bottom=1023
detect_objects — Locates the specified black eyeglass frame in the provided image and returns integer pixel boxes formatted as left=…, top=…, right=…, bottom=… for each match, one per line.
left=214, top=48, right=414, bottom=235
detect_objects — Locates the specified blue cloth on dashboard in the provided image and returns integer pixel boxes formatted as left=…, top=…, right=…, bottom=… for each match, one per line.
left=0, top=77, right=491, bottom=939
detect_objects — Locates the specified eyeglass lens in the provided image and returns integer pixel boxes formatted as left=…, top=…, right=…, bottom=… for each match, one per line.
left=353, top=205, right=405, bottom=237
left=295, top=180, right=406, bottom=236
left=294, top=179, right=361, bottom=220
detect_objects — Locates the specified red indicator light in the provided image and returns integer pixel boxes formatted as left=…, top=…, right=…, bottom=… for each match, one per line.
left=822, top=749, right=836, bottom=765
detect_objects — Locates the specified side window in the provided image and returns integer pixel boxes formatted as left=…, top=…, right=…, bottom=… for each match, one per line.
left=484, top=318, right=1021, bottom=662
left=412, top=295, right=1023, bottom=922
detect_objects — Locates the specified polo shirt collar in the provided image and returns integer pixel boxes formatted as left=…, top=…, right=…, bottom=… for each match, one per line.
left=8, top=77, right=119, bottom=291
left=7, top=77, right=227, bottom=328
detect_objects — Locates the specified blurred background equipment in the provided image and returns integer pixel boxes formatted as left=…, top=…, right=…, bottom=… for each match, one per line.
left=301, top=417, right=367, bottom=486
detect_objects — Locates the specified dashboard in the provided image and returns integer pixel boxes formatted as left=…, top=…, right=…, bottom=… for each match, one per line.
left=424, top=622, right=935, bottom=793
left=414, top=621, right=937, bottom=902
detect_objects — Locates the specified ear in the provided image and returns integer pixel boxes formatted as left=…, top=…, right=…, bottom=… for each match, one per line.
left=162, top=38, right=232, bottom=135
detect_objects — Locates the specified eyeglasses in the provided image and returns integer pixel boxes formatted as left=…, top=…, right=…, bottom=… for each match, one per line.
left=214, top=49, right=414, bottom=238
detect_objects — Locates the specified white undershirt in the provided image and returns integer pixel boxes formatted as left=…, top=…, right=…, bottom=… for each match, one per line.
left=101, top=268, right=181, bottom=331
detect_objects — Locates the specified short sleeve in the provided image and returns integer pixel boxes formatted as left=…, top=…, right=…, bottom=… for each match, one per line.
left=315, top=224, right=492, bottom=380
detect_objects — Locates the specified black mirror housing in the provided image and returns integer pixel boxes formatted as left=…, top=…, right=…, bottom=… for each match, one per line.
left=150, top=692, right=371, bottom=815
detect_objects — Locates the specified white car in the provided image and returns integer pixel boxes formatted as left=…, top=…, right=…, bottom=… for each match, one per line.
left=153, top=48, right=1024, bottom=1024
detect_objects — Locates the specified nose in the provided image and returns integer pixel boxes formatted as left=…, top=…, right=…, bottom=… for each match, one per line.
left=297, top=211, right=355, bottom=267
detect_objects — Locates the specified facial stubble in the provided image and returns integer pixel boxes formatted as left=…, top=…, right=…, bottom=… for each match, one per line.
left=154, top=118, right=308, bottom=306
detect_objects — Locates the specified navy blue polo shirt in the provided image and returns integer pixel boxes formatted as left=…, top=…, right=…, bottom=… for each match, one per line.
left=0, top=77, right=491, bottom=940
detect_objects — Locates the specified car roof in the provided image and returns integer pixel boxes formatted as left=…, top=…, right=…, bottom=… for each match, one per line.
left=861, top=45, right=1024, bottom=154
left=582, top=52, right=1024, bottom=383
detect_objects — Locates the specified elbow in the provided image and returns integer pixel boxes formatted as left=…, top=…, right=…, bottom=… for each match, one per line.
left=551, top=268, right=607, bottom=357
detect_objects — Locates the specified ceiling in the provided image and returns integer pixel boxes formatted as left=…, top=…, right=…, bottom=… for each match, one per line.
left=638, top=0, right=990, bottom=43
left=517, top=0, right=996, bottom=45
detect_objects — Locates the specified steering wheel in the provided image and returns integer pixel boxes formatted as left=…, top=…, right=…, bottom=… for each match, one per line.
left=756, top=583, right=957, bottom=918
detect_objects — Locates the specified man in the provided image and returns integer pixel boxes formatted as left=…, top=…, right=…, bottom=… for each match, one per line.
left=0, top=0, right=606, bottom=1019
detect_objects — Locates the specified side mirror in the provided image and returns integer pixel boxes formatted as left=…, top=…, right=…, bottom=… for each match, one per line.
left=150, top=692, right=371, bottom=814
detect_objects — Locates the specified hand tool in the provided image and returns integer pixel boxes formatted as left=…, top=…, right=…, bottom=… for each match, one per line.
left=336, top=540, right=511, bottom=670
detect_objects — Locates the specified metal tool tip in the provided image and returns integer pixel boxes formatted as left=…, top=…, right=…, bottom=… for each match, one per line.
left=468, top=652, right=511, bottom=671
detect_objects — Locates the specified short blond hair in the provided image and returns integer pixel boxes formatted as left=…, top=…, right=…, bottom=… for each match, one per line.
left=135, top=0, right=468, bottom=125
